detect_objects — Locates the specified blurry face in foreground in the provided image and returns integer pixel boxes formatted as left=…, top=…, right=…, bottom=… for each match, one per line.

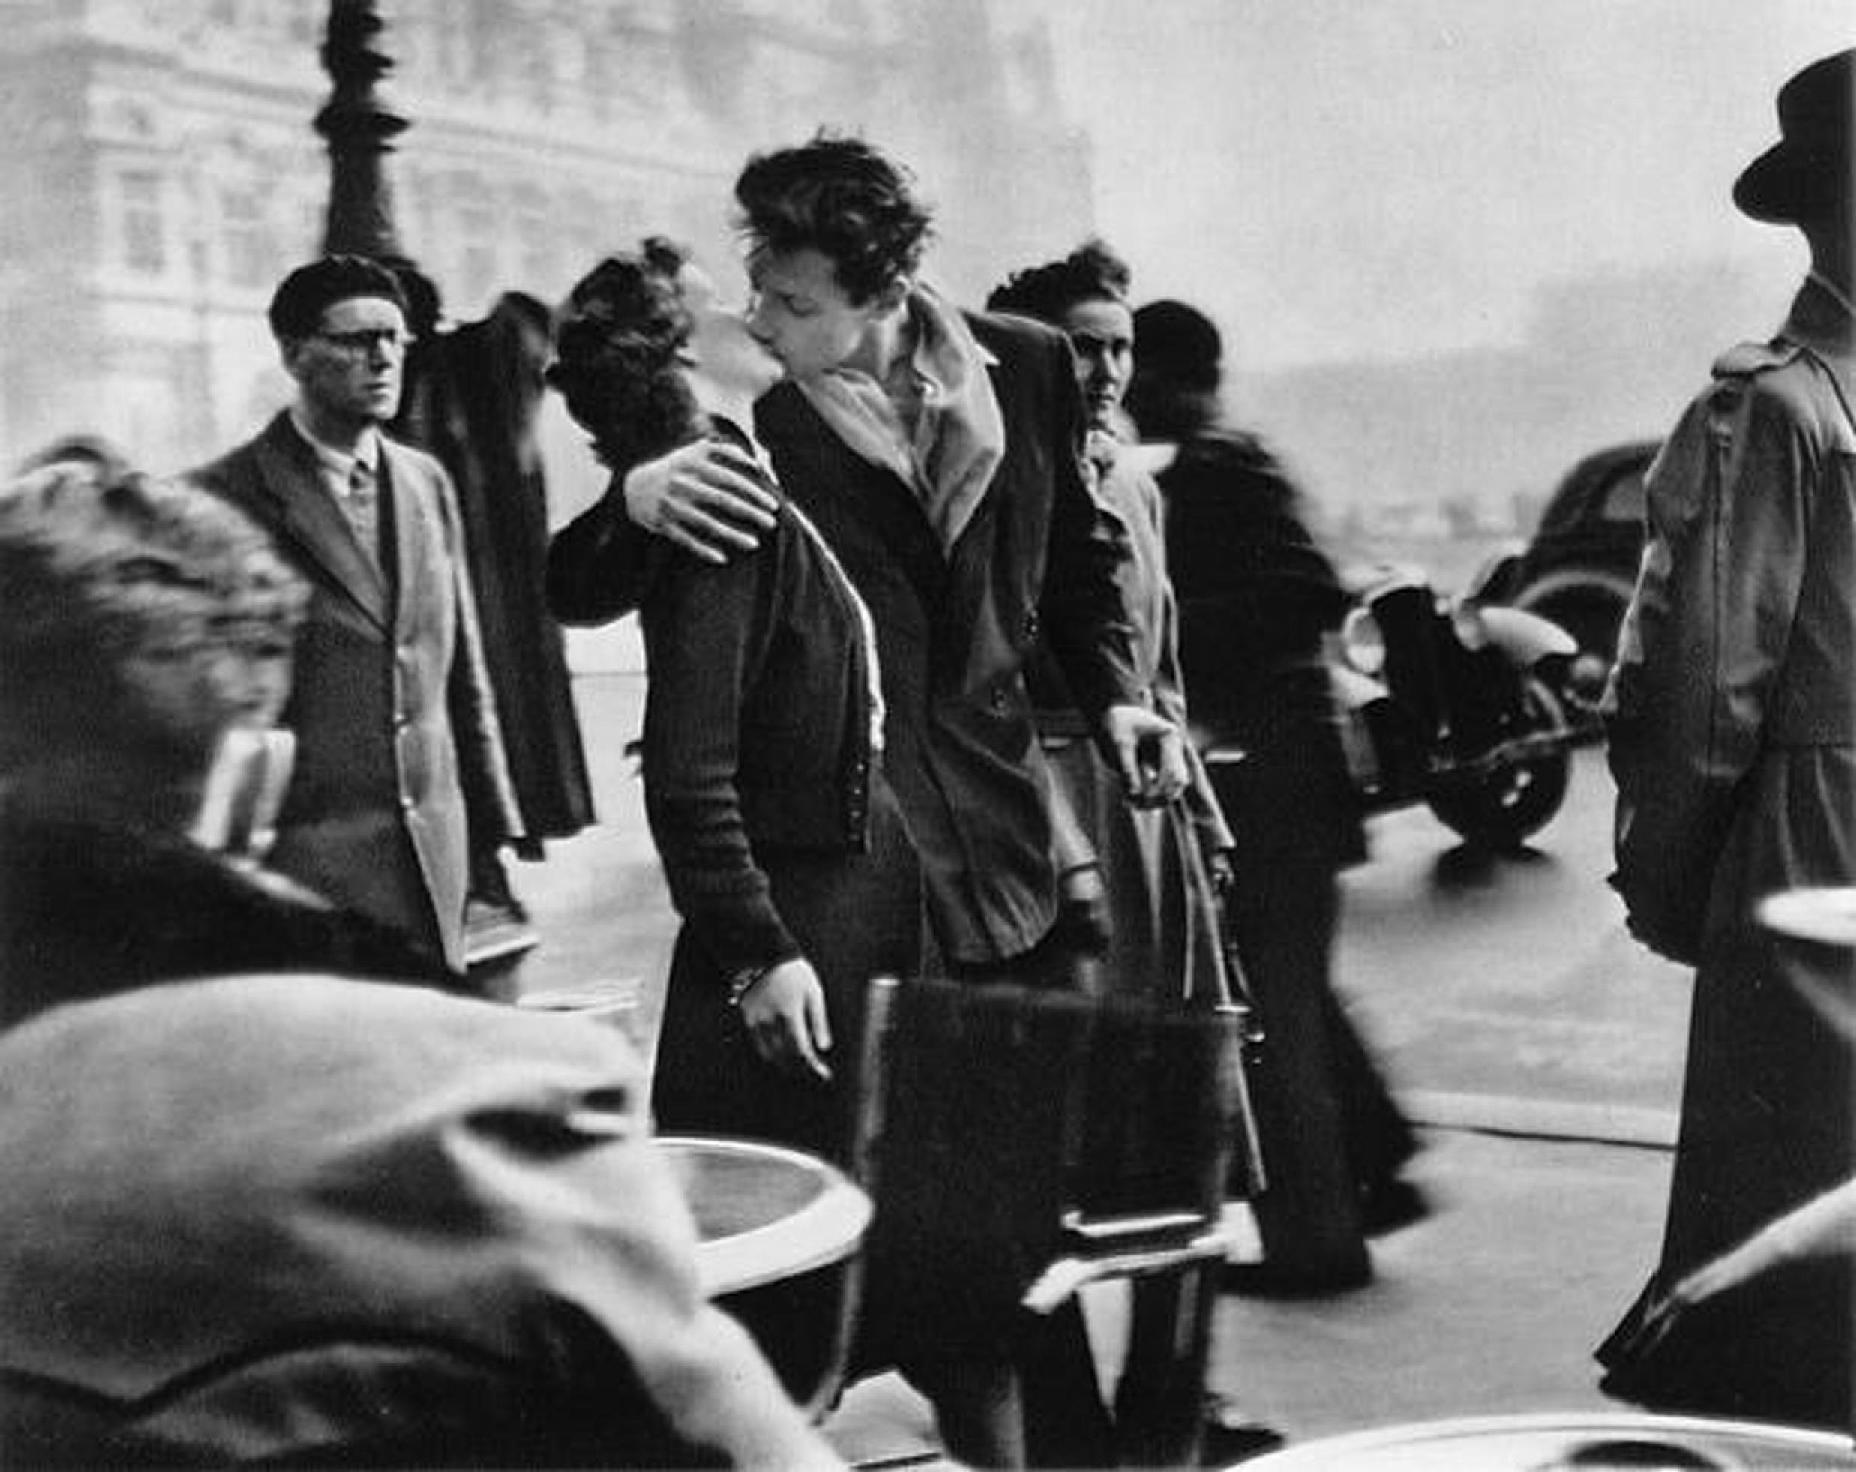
left=1057, top=297, right=1135, bottom=431
left=120, top=620, right=296, bottom=766
left=678, top=262, right=782, bottom=405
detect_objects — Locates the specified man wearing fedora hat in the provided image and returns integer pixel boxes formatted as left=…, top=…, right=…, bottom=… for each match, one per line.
left=1598, top=48, right=1854, bottom=1429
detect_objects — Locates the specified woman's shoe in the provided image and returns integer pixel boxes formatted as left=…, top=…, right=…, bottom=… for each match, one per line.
left=1199, top=1396, right=1286, bottom=1464
left=1359, top=1176, right=1431, bottom=1237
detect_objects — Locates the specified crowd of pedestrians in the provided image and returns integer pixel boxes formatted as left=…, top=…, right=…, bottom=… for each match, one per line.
left=0, top=43, right=1849, bottom=1469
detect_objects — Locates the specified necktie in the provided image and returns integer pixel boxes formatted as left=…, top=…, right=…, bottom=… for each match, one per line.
left=344, top=458, right=380, bottom=564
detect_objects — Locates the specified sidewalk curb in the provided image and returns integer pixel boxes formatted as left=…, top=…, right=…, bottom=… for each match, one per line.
left=1401, top=1089, right=1677, bottom=1149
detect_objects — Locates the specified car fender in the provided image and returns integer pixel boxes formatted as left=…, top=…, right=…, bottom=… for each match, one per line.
left=1513, top=566, right=1638, bottom=612
left=1477, top=605, right=1577, bottom=667
left=1465, top=542, right=1527, bottom=603
left=1326, top=660, right=1387, bottom=713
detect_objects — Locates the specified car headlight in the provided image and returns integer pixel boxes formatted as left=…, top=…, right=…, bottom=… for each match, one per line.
left=1339, top=605, right=1385, bottom=675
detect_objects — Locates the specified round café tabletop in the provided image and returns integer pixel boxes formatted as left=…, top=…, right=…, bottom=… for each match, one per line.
left=1236, top=1412, right=1856, bottom=1470
left=655, top=1135, right=872, bottom=1298
left=1757, top=887, right=1856, bottom=949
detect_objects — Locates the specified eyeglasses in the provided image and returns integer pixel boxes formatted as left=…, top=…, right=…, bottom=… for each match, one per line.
left=312, top=327, right=412, bottom=356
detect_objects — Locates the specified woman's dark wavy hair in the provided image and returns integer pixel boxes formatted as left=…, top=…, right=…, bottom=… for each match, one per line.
left=546, top=238, right=703, bottom=473
left=734, top=134, right=933, bottom=304
left=986, top=238, right=1131, bottom=325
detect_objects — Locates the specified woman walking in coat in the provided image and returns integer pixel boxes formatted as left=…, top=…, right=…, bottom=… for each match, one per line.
left=1126, top=298, right=1421, bottom=1294
left=987, top=240, right=1243, bottom=1017
left=547, top=239, right=923, bottom=1164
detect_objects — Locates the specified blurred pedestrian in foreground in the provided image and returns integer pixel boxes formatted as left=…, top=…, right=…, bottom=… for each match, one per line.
left=1598, top=46, right=1855, bottom=1430
left=548, top=132, right=1178, bottom=1467
left=0, top=459, right=433, bottom=1020
left=547, top=237, right=924, bottom=1166
left=194, top=255, right=522, bottom=981
left=14, top=432, right=132, bottom=480
left=1126, top=299, right=1422, bottom=1294
left=0, top=463, right=835, bottom=1467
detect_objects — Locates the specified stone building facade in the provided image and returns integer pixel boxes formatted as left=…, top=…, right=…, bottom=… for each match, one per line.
left=0, top=0, right=1091, bottom=471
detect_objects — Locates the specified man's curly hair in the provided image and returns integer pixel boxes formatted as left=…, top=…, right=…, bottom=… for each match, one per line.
left=735, top=134, right=934, bottom=304
left=0, top=460, right=306, bottom=771
left=986, top=238, right=1132, bottom=325
left=547, top=238, right=704, bottom=473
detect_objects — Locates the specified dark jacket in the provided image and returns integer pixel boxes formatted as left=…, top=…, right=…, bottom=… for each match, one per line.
left=1158, top=428, right=1351, bottom=743
left=1157, top=428, right=1364, bottom=869
left=551, top=427, right=882, bottom=974
left=194, top=414, right=522, bottom=974
left=0, top=805, right=441, bottom=1029
left=396, top=296, right=594, bottom=844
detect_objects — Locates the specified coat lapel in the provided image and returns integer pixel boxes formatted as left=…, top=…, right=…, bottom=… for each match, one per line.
left=249, top=418, right=391, bottom=630
left=937, top=349, right=1011, bottom=655
left=379, top=439, right=425, bottom=639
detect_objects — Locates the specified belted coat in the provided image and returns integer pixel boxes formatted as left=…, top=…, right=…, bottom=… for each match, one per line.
left=1607, top=276, right=1856, bottom=1279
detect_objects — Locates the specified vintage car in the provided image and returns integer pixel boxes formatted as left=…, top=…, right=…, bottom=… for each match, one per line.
left=1481, top=438, right=1659, bottom=672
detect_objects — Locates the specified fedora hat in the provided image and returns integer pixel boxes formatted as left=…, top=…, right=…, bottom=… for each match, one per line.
left=1733, top=48, right=1854, bottom=224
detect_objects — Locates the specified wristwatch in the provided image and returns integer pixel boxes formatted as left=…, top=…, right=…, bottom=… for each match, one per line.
left=725, top=963, right=774, bottom=1009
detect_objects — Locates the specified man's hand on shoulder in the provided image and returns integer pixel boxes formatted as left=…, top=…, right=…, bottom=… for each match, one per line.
left=622, top=441, right=779, bottom=564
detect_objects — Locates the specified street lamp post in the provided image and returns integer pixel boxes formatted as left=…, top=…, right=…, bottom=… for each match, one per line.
left=316, top=0, right=407, bottom=259
left=307, top=1, right=557, bottom=973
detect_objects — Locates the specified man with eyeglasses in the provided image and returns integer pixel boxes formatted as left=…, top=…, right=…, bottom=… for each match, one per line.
left=194, top=254, right=521, bottom=982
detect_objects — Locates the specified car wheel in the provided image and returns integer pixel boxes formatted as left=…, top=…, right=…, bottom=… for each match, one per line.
left=1426, top=676, right=1572, bottom=849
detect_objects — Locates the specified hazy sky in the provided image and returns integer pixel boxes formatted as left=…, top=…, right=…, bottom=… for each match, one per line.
left=1038, top=1, right=1852, bottom=368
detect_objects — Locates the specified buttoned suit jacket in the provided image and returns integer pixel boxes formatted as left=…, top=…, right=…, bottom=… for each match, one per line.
left=195, top=413, right=520, bottom=974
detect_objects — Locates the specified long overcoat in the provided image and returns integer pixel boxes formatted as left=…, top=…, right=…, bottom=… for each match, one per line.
left=1608, top=278, right=1856, bottom=1271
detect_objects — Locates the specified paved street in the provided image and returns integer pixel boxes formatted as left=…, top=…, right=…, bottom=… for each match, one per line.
left=498, top=668, right=1696, bottom=1461
left=1337, top=745, right=1691, bottom=1143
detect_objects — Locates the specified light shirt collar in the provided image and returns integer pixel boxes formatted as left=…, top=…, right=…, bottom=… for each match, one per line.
left=797, top=281, right=1005, bottom=552
left=289, top=407, right=381, bottom=484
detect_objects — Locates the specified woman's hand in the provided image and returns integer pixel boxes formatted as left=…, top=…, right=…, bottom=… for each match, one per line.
left=737, top=957, right=834, bottom=1082
left=1101, top=703, right=1190, bottom=807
